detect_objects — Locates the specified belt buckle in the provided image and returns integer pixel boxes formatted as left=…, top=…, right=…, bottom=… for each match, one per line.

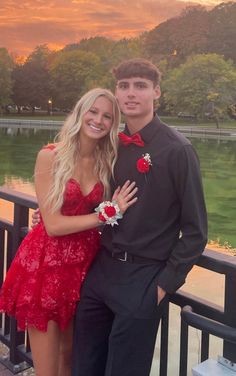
left=117, top=251, right=127, bottom=262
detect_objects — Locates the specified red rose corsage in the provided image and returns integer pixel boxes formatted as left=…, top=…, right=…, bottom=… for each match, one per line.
left=136, top=153, right=152, bottom=173
left=95, top=200, right=123, bottom=226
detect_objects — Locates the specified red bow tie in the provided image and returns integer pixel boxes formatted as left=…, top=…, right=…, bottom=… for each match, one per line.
left=118, top=132, right=144, bottom=147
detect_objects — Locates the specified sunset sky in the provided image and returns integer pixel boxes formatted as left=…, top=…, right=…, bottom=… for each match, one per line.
left=0, top=0, right=235, bottom=57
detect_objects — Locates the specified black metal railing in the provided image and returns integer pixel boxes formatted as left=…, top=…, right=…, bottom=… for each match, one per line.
left=159, top=250, right=236, bottom=375
left=0, top=187, right=37, bottom=373
left=1, top=187, right=236, bottom=375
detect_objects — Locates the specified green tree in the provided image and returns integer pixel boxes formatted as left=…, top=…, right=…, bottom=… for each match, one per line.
left=208, top=2, right=236, bottom=63
left=143, top=6, right=209, bottom=67
left=62, top=36, right=144, bottom=91
left=163, top=54, right=236, bottom=127
left=12, top=45, right=52, bottom=112
left=50, top=49, right=103, bottom=108
left=0, top=48, right=14, bottom=113
left=27, top=44, right=52, bottom=67
left=65, top=37, right=115, bottom=60
left=103, top=37, right=145, bottom=90
left=62, top=38, right=115, bottom=91
left=110, top=38, right=144, bottom=65
left=11, top=65, right=30, bottom=112
left=143, top=2, right=236, bottom=67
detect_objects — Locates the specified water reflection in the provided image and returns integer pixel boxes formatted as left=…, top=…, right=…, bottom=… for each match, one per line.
left=0, top=178, right=35, bottom=223
left=0, top=128, right=236, bottom=247
left=2, top=176, right=35, bottom=195
left=0, top=127, right=57, bottom=187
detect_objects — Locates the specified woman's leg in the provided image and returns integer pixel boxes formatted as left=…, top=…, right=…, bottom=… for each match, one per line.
left=58, top=320, right=73, bottom=376
left=28, top=320, right=60, bottom=376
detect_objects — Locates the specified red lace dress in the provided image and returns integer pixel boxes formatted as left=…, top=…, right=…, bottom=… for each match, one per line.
left=0, top=165, right=103, bottom=332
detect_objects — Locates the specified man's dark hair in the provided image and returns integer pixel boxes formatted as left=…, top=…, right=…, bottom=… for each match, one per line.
left=112, top=58, right=161, bottom=86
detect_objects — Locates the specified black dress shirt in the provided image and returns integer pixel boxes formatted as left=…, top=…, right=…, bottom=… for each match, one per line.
left=101, top=115, right=208, bottom=293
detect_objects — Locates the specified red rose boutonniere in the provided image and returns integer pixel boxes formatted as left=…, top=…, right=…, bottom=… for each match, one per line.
left=136, top=153, right=152, bottom=173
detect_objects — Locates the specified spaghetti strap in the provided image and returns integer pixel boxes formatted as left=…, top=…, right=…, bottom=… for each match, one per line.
left=42, top=143, right=56, bottom=151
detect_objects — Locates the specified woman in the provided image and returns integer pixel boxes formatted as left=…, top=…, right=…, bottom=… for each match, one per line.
left=0, top=88, right=137, bottom=376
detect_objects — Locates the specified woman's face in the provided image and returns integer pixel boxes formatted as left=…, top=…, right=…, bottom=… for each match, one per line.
left=80, top=96, right=114, bottom=141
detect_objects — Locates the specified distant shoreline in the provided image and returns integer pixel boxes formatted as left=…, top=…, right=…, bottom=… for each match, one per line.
left=1, top=118, right=236, bottom=140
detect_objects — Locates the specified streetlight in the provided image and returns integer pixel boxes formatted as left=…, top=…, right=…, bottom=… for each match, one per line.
left=48, top=99, right=52, bottom=116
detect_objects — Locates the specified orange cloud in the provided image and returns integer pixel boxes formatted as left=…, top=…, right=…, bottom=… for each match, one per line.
left=0, top=0, right=235, bottom=57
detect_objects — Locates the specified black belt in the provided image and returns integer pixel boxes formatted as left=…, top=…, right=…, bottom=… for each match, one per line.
left=105, top=249, right=160, bottom=264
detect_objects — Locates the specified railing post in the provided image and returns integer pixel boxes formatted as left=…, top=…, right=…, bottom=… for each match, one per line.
left=223, top=273, right=236, bottom=363
left=201, top=331, right=209, bottom=362
left=4, top=231, right=13, bottom=337
left=179, top=319, right=188, bottom=376
left=159, top=303, right=169, bottom=376
left=0, top=228, right=4, bottom=329
left=12, top=203, right=29, bottom=256
left=8, top=203, right=29, bottom=367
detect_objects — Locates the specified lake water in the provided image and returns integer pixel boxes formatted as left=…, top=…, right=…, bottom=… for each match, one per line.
left=0, top=127, right=236, bottom=247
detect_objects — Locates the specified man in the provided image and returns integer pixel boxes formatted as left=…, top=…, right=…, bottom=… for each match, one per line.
left=72, top=58, right=208, bottom=376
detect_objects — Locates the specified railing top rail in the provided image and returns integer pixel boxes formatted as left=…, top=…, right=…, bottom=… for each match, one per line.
left=197, top=248, right=236, bottom=274
left=0, top=187, right=37, bottom=209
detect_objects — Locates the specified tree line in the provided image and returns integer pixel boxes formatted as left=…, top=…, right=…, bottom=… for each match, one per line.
left=0, top=2, right=236, bottom=123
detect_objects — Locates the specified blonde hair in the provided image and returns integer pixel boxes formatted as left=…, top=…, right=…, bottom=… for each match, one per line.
left=46, top=88, right=120, bottom=212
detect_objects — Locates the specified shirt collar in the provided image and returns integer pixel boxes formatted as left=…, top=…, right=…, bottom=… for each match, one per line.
left=123, top=114, right=161, bottom=145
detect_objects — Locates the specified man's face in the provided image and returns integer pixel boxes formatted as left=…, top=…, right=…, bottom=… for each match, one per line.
left=115, top=77, right=160, bottom=119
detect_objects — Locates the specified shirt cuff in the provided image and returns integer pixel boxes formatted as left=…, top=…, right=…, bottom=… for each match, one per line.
left=157, top=265, right=187, bottom=294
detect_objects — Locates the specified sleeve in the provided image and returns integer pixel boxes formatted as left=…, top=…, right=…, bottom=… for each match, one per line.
left=157, top=144, right=208, bottom=294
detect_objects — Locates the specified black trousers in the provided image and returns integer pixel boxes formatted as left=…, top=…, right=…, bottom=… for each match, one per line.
left=72, top=249, right=169, bottom=376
